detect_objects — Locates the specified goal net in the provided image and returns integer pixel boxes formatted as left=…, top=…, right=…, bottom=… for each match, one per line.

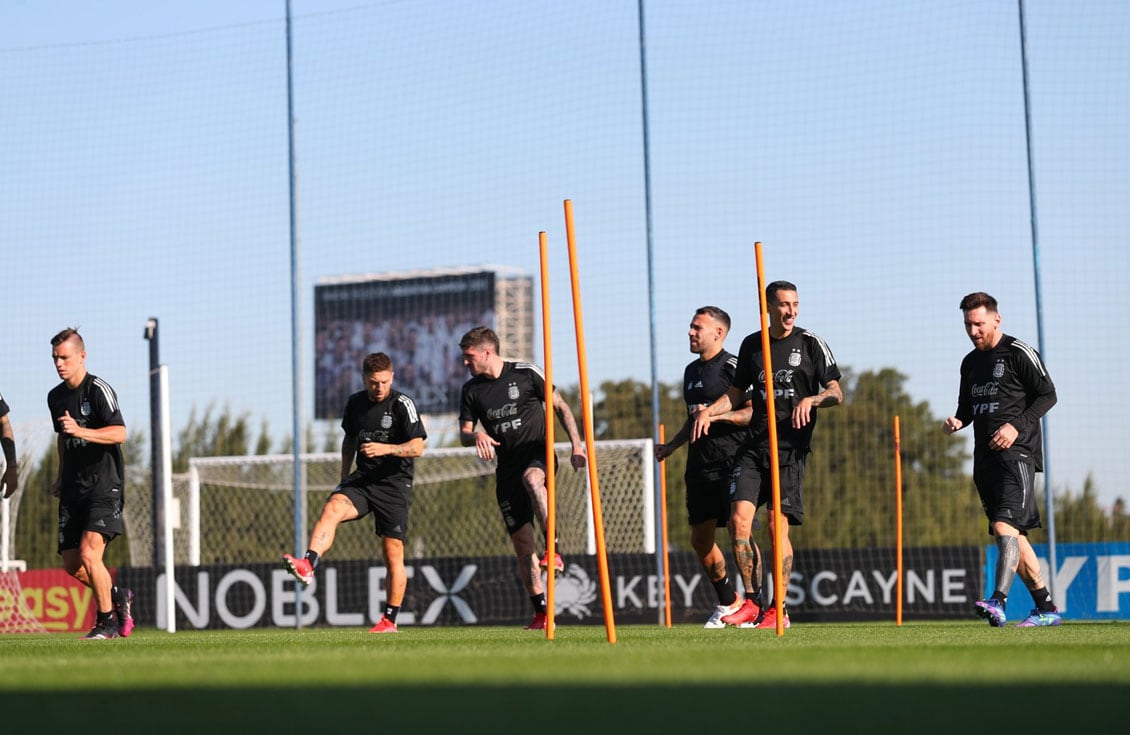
left=183, top=439, right=654, bottom=567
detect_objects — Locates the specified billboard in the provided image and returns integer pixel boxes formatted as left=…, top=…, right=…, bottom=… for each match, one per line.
left=110, top=547, right=990, bottom=631
left=314, top=270, right=496, bottom=417
left=984, top=541, right=1130, bottom=622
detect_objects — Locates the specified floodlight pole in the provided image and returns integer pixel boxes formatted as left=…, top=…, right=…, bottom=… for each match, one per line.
left=1017, top=0, right=1056, bottom=597
left=637, top=0, right=665, bottom=624
left=285, top=0, right=308, bottom=627
left=144, top=317, right=165, bottom=568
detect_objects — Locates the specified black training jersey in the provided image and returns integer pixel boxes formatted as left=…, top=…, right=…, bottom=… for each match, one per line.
left=684, top=350, right=749, bottom=477
left=47, top=373, right=126, bottom=499
left=954, top=334, right=1056, bottom=470
left=341, top=388, right=427, bottom=483
left=733, top=327, right=841, bottom=452
left=459, top=361, right=548, bottom=460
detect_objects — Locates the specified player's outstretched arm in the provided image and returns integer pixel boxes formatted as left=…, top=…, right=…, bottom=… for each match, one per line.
left=550, top=390, right=586, bottom=469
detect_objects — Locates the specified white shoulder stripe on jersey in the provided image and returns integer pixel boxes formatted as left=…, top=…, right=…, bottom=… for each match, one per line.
left=804, top=332, right=836, bottom=367
left=92, top=377, right=118, bottom=412
left=397, top=394, right=420, bottom=423
left=725, top=356, right=738, bottom=368
left=1011, top=340, right=1047, bottom=376
left=514, top=362, right=546, bottom=380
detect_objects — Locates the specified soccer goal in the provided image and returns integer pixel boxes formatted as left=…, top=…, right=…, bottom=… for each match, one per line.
left=182, top=439, right=654, bottom=567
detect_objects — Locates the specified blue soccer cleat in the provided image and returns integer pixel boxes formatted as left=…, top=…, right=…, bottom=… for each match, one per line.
left=974, top=598, right=1007, bottom=627
left=1015, top=609, right=1062, bottom=627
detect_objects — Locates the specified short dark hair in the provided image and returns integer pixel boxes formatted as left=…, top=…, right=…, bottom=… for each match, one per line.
left=959, top=292, right=998, bottom=313
left=459, top=326, right=500, bottom=352
left=765, top=280, right=798, bottom=303
left=694, top=306, right=731, bottom=331
left=362, top=352, right=393, bottom=374
left=51, top=327, right=84, bottom=349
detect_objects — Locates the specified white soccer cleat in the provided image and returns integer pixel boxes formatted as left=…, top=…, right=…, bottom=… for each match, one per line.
left=704, top=599, right=743, bottom=629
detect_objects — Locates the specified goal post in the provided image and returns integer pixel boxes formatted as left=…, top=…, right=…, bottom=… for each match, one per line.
left=184, top=439, right=654, bottom=567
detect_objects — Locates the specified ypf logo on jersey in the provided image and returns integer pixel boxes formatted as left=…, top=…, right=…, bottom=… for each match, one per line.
left=788, top=350, right=802, bottom=367
left=993, top=361, right=1005, bottom=379
left=508, top=383, right=520, bottom=400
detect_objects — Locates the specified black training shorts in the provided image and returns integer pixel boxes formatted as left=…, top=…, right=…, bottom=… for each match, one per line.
left=685, top=471, right=731, bottom=528
left=973, top=454, right=1042, bottom=535
left=495, top=445, right=556, bottom=535
left=728, top=446, right=808, bottom=526
left=334, top=474, right=412, bottom=540
left=57, top=487, right=124, bottom=553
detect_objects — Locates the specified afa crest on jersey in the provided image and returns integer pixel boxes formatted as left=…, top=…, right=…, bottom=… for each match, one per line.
left=80, top=400, right=91, bottom=417
left=508, top=383, right=520, bottom=400
left=381, top=414, right=393, bottom=429
left=788, top=350, right=802, bottom=367
left=993, top=361, right=1005, bottom=379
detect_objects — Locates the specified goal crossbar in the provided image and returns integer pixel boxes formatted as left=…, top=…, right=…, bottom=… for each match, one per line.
left=185, top=439, right=654, bottom=567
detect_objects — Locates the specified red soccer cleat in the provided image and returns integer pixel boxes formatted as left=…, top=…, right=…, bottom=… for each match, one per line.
left=282, top=553, right=314, bottom=586
left=538, top=552, right=565, bottom=573
left=524, top=612, right=548, bottom=630
left=720, top=597, right=761, bottom=626
left=368, top=616, right=399, bottom=634
left=751, top=605, right=790, bottom=629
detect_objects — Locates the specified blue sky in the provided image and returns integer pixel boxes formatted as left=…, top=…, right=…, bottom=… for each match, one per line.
left=1, top=1, right=1127, bottom=509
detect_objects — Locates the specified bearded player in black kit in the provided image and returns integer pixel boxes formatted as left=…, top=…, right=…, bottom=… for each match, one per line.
left=284, top=352, right=427, bottom=633
left=655, top=306, right=755, bottom=628
left=943, top=292, right=1060, bottom=628
left=458, top=326, right=586, bottom=630
left=693, top=281, right=842, bottom=629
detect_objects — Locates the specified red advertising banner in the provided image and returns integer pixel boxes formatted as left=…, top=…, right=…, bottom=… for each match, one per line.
left=1, top=568, right=120, bottom=633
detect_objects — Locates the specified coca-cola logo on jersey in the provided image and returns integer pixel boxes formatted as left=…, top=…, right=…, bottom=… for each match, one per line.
left=486, top=403, right=518, bottom=420
left=758, top=368, right=795, bottom=384
left=971, top=382, right=999, bottom=397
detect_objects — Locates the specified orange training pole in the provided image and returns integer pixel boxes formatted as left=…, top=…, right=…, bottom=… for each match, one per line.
left=894, top=414, right=903, bottom=627
left=563, top=199, right=617, bottom=644
left=539, top=231, right=557, bottom=640
left=658, top=424, right=672, bottom=627
left=754, top=242, right=786, bottom=636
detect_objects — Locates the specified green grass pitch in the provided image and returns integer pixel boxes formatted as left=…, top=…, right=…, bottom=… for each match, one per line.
left=2, top=622, right=1127, bottom=733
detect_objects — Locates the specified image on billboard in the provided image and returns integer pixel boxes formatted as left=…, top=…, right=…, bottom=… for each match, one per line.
left=314, top=270, right=496, bottom=417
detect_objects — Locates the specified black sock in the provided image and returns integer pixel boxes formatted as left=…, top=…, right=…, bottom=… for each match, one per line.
left=711, top=576, right=738, bottom=606
left=111, top=586, right=124, bottom=604
left=304, top=550, right=320, bottom=569
left=991, top=591, right=1007, bottom=607
left=384, top=604, right=400, bottom=623
left=1029, top=586, right=1055, bottom=612
left=97, top=610, right=115, bottom=627
left=531, top=593, right=547, bottom=615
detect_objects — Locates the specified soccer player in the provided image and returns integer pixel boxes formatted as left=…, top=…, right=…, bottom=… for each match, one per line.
left=457, top=326, right=586, bottom=630
left=943, top=292, right=1060, bottom=627
left=655, top=306, right=756, bottom=628
left=47, top=328, right=134, bottom=639
left=284, top=352, right=427, bottom=634
left=1, top=391, right=17, bottom=499
left=692, top=281, right=842, bottom=629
